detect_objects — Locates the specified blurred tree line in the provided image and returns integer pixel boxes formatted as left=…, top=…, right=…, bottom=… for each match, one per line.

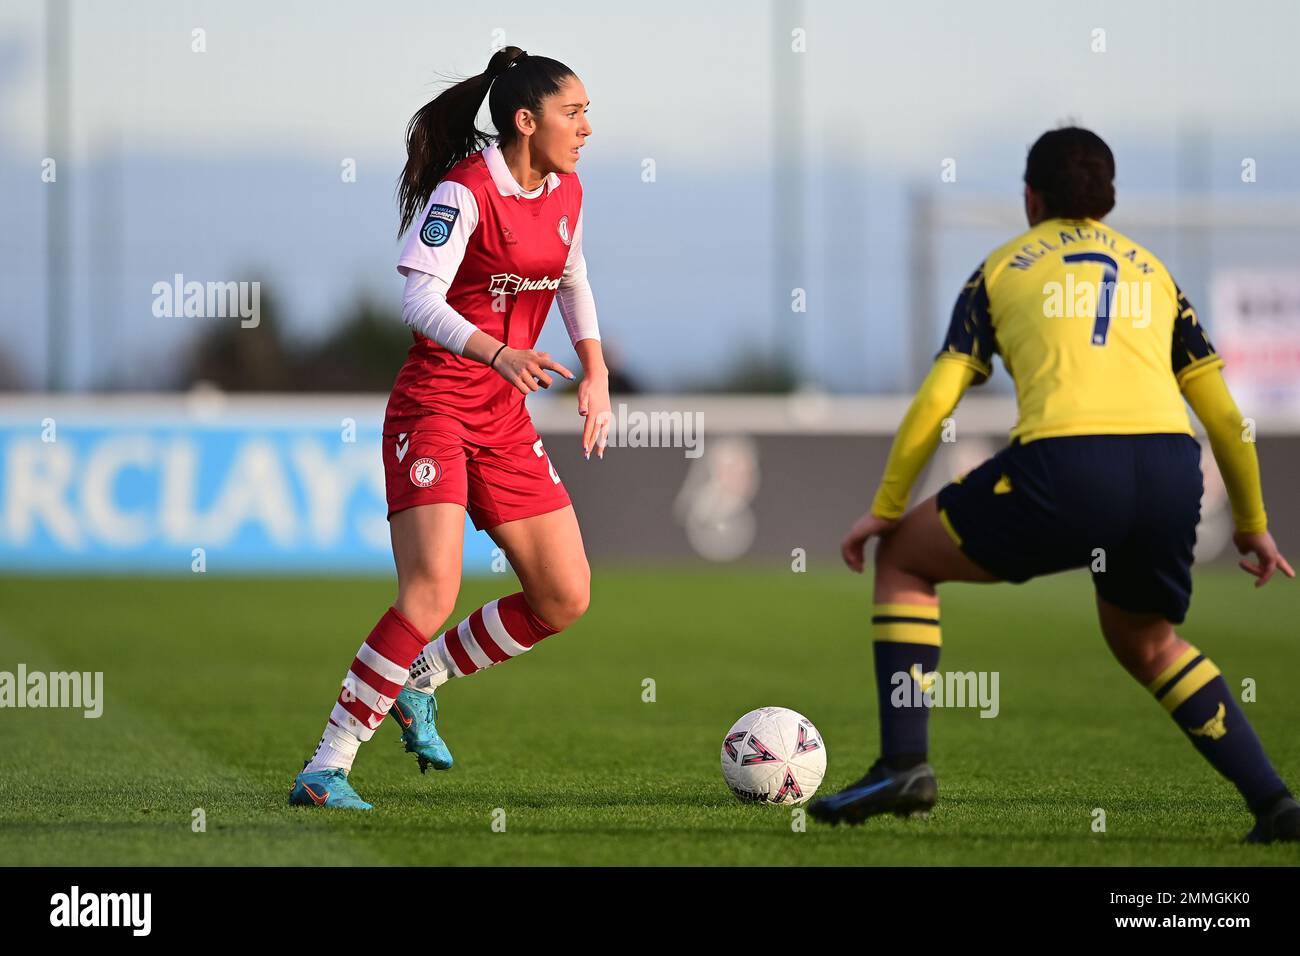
left=180, top=285, right=649, bottom=393
left=182, top=287, right=410, bottom=392
left=0, top=288, right=794, bottom=393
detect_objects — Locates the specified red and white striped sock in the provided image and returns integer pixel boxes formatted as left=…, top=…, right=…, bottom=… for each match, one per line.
left=305, top=606, right=428, bottom=773
left=407, top=592, right=559, bottom=693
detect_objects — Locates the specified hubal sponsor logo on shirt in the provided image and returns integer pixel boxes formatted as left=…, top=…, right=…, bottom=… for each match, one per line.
left=487, top=273, right=561, bottom=296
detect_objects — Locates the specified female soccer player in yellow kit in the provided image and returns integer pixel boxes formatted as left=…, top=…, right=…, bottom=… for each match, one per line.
left=809, top=128, right=1298, bottom=843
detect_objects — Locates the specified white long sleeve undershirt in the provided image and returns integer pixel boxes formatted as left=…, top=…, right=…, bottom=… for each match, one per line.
left=401, top=271, right=479, bottom=355
left=555, top=214, right=601, bottom=347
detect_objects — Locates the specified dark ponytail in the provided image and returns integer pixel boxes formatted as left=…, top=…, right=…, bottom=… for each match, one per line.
left=1024, top=127, right=1116, bottom=221
left=397, top=46, right=576, bottom=237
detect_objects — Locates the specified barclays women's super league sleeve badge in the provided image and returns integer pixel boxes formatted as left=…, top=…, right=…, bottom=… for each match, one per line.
left=420, top=204, right=460, bottom=247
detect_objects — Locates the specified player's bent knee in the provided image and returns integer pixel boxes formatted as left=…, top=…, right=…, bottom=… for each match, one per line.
left=873, top=536, right=933, bottom=598
left=396, top=582, right=459, bottom=638
left=546, top=593, right=590, bottom=631
left=1124, top=632, right=1182, bottom=681
left=563, top=587, right=592, bottom=625
left=1096, top=603, right=1181, bottom=682
left=875, top=532, right=919, bottom=578
left=530, top=581, right=590, bottom=631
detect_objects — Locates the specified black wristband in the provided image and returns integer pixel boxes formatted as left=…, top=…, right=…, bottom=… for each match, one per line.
left=490, top=344, right=507, bottom=368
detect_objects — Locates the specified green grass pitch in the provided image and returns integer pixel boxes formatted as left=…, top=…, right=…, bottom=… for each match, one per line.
left=0, top=566, right=1297, bottom=866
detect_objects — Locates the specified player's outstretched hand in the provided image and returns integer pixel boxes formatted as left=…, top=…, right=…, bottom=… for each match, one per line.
left=841, top=510, right=900, bottom=574
left=577, top=372, right=612, bottom=460
left=494, top=348, right=575, bottom=395
left=1233, top=529, right=1296, bottom=588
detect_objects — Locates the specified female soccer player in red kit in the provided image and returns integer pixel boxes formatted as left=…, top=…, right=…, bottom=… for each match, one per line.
left=291, top=47, right=609, bottom=809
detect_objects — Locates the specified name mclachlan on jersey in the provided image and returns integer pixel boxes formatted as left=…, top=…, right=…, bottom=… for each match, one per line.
left=1005, top=223, right=1157, bottom=274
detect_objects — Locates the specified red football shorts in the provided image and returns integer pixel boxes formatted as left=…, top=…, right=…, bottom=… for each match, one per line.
left=382, top=417, right=571, bottom=530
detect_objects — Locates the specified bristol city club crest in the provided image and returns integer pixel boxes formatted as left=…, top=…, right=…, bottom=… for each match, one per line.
left=557, top=215, right=571, bottom=246
left=409, top=457, right=441, bottom=487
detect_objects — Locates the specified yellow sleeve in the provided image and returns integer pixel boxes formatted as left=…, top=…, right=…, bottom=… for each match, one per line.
left=1181, top=366, right=1267, bottom=534
left=870, top=356, right=978, bottom=520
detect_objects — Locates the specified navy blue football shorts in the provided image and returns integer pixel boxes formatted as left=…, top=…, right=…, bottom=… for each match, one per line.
left=935, top=433, right=1203, bottom=624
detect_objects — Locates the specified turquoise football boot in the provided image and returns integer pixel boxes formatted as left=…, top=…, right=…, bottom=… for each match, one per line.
left=289, top=767, right=373, bottom=810
left=390, top=687, right=454, bottom=773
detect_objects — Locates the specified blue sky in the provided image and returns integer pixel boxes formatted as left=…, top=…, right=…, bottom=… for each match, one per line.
left=2, top=0, right=1299, bottom=392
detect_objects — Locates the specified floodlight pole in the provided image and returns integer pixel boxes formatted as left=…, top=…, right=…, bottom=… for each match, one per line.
left=772, top=0, right=806, bottom=388
left=45, top=0, right=71, bottom=392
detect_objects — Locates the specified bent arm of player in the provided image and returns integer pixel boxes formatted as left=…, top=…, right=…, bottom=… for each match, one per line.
left=1180, top=364, right=1294, bottom=587
left=1171, top=284, right=1293, bottom=586
left=557, top=209, right=611, bottom=459
left=402, top=274, right=563, bottom=391
left=841, top=357, right=978, bottom=572
left=842, top=265, right=996, bottom=572
left=871, top=357, right=980, bottom=521
left=399, top=179, right=494, bottom=360
left=401, top=271, right=479, bottom=355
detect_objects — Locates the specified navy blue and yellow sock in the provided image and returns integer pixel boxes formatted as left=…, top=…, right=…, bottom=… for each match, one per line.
left=1148, top=646, right=1290, bottom=814
left=872, top=602, right=941, bottom=770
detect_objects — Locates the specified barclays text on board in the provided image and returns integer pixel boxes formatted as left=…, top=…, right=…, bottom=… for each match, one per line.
left=0, top=416, right=495, bottom=574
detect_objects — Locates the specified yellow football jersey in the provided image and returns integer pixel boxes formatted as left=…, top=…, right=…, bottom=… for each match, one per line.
left=938, top=217, right=1223, bottom=443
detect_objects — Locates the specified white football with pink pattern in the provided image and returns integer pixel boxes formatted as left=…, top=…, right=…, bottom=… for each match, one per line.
left=720, top=706, right=826, bottom=805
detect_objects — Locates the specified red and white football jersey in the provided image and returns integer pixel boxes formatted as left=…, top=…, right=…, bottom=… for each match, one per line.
left=386, top=144, right=584, bottom=441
